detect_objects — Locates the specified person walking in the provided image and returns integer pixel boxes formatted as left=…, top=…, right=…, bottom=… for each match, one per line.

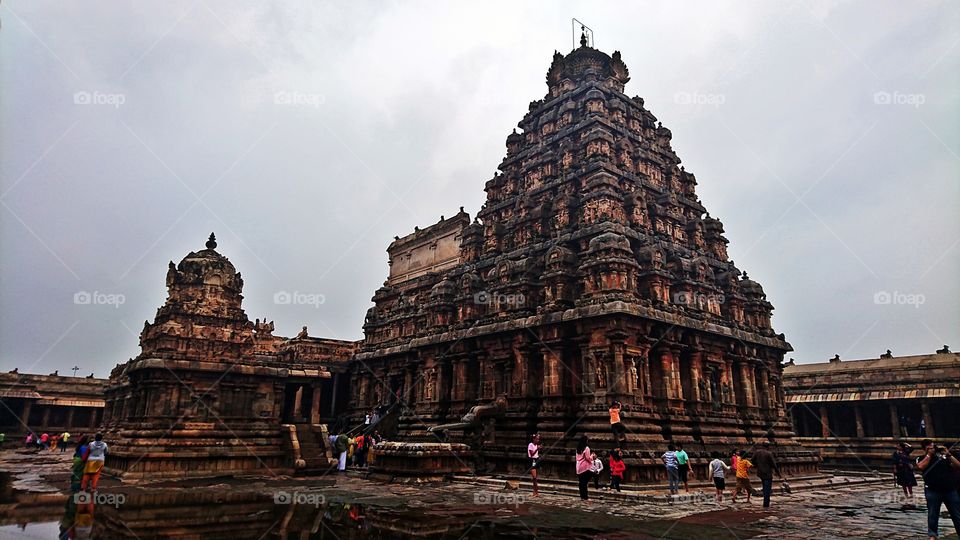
left=916, top=439, right=960, bottom=539
left=25, top=433, right=33, bottom=448
left=334, top=433, right=349, bottom=472
left=662, top=443, right=680, bottom=495
left=80, top=433, right=108, bottom=492
left=40, top=432, right=49, bottom=449
left=70, top=436, right=89, bottom=493
left=60, top=431, right=71, bottom=453
left=575, top=435, right=594, bottom=501
left=609, top=401, right=626, bottom=448
left=708, top=451, right=731, bottom=502
left=528, top=434, right=541, bottom=497
left=753, top=442, right=781, bottom=508
left=732, top=450, right=753, bottom=504
left=893, top=442, right=918, bottom=499
left=609, top=448, right=626, bottom=492
left=676, top=443, right=690, bottom=493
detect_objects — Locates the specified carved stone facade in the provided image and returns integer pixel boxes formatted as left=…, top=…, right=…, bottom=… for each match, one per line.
left=354, top=42, right=817, bottom=480
left=784, top=349, right=960, bottom=468
left=102, top=234, right=356, bottom=480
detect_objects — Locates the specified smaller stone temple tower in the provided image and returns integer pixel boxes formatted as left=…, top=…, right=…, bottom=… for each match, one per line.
left=102, top=234, right=355, bottom=481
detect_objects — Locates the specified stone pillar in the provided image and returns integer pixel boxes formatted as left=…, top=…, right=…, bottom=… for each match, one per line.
left=41, top=407, right=51, bottom=431
left=690, top=352, right=704, bottom=403
left=739, top=361, right=756, bottom=407
left=20, top=400, right=32, bottom=430
left=89, top=408, right=99, bottom=430
left=819, top=405, right=830, bottom=439
left=921, top=401, right=935, bottom=437
left=659, top=348, right=675, bottom=400
left=889, top=403, right=900, bottom=438
left=542, top=348, right=561, bottom=397
left=329, top=373, right=340, bottom=417
left=854, top=405, right=865, bottom=438
left=65, top=408, right=75, bottom=430
left=310, top=383, right=322, bottom=424
left=758, top=368, right=771, bottom=409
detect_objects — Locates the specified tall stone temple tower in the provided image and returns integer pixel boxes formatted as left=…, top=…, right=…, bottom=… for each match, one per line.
left=354, top=40, right=818, bottom=478
left=103, top=234, right=355, bottom=481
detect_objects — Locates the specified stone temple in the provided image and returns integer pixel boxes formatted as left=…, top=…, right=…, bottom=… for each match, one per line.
left=102, top=234, right=355, bottom=481
left=353, top=39, right=818, bottom=481
left=99, top=40, right=820, bottom=483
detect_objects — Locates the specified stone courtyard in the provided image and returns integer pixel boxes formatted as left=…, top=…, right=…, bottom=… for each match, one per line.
left=0, top=449, right=952, bottom=539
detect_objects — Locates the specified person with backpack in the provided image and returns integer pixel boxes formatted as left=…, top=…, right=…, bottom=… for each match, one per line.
left=575, top=435, right=594, bottom=501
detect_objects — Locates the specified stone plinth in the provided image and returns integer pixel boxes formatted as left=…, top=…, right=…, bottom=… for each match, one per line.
left=369, top=442, right=472, bottom=482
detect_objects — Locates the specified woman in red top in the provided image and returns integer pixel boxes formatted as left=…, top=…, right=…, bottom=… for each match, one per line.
left=608, top=448, right=626, bottom=492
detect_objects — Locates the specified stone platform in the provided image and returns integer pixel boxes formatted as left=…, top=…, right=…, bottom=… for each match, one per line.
left=0, top=449, right=950, bottom=539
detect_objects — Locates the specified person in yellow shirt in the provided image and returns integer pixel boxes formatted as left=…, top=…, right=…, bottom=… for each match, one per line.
left=732, top=450, right=754, bottom=503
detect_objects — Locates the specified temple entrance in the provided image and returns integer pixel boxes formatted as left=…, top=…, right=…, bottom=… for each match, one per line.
left=281, top=383, right=314, bottom=423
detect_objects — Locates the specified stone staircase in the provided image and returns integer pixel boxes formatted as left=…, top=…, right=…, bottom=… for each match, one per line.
left=282, top=423, right=336, bottom=475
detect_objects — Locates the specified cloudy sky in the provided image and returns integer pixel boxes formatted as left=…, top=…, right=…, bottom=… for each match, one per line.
left=1, top=1, right=957, bottom=377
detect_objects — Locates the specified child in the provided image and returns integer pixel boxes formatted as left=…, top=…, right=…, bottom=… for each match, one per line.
left=592, top=451, right=605, bottom=489
left=609, top=449, right=626, bottom=492
left=708, top=451, right=731, bottom=502
left=732, top=450, right=753, bottom=503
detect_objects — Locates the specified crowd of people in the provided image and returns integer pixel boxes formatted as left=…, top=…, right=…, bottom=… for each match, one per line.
left=328, top=418, right=385, bottom=473
left=23, top=430, right=75, bottom=452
